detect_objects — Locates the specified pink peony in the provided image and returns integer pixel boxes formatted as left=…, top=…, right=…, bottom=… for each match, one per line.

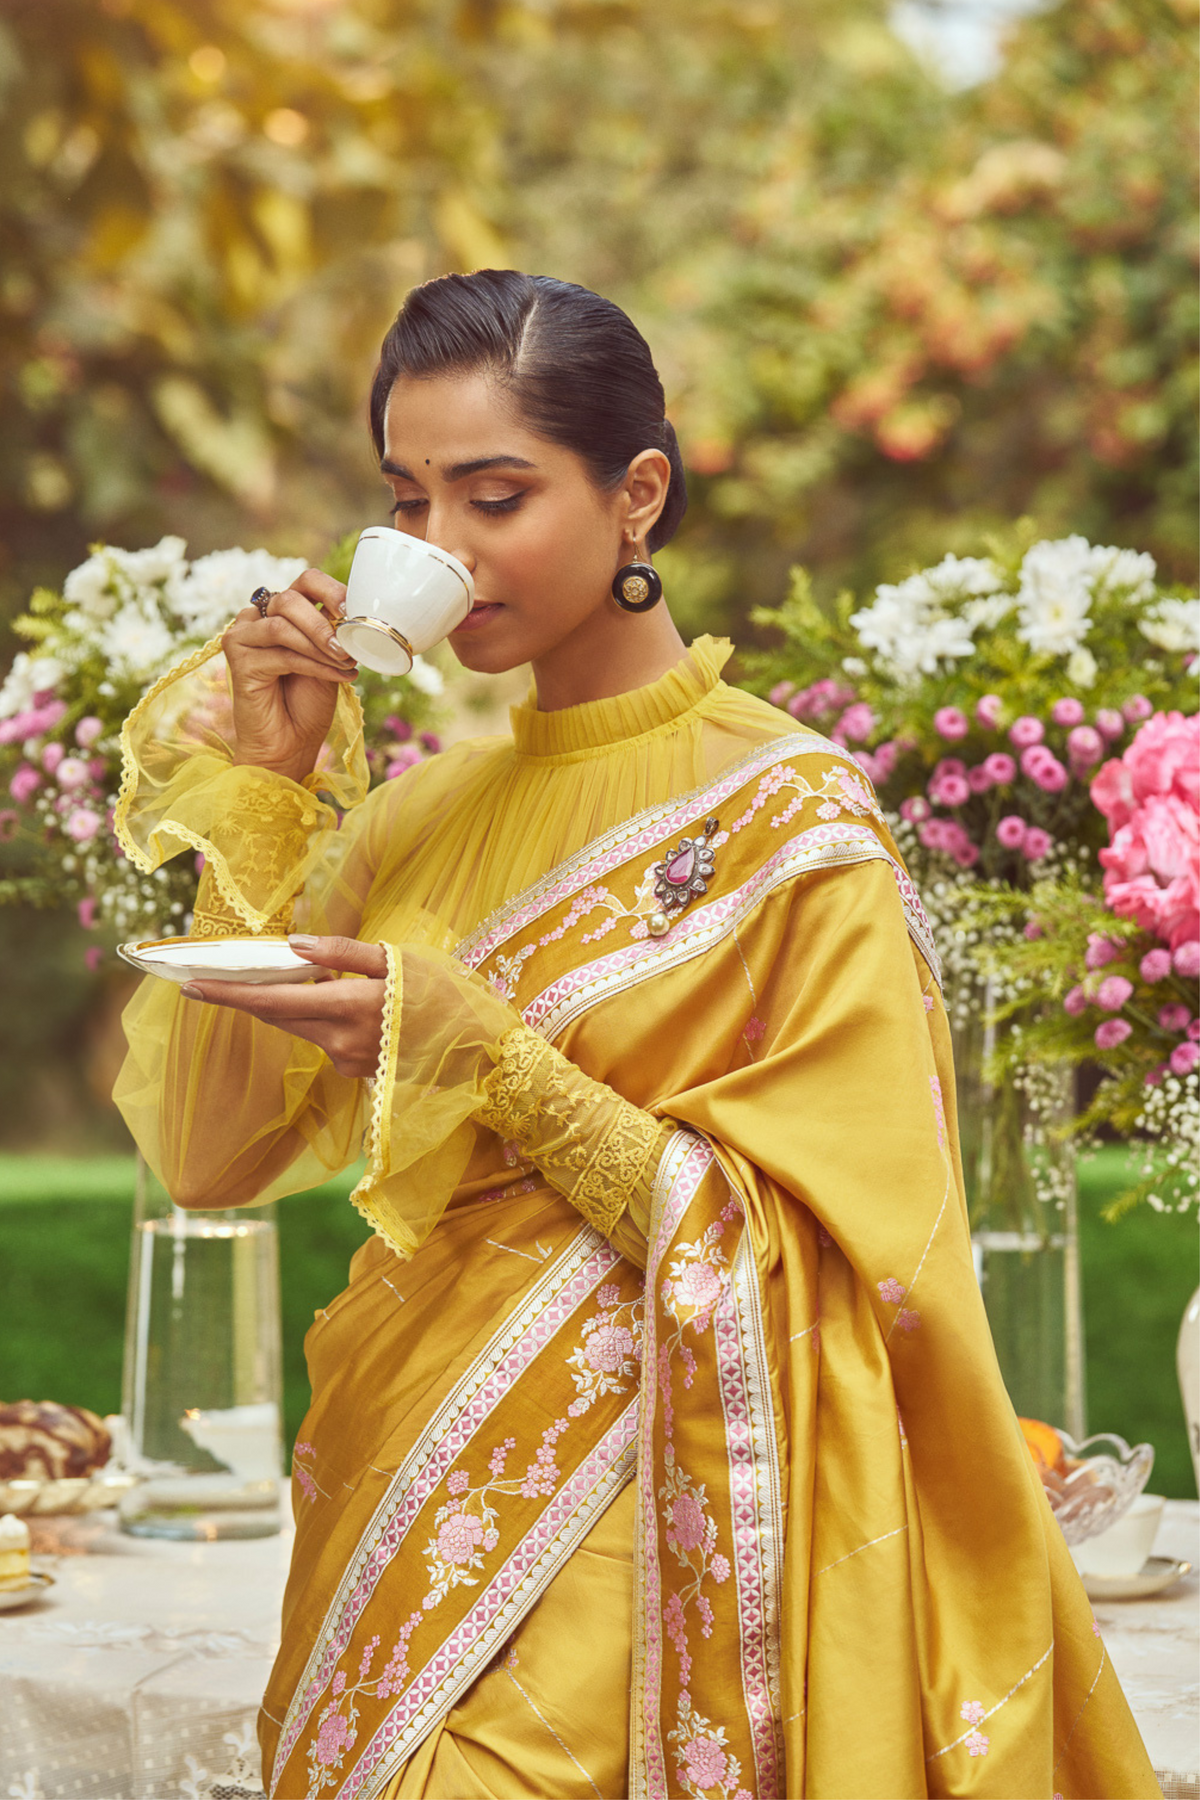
left=1175, top=942, right=1200, bottom=978
left=1063, top=986, right=1089, bottom=1016
left=1009, top=715, right=1045, bottom=748
left=682, top=1736, right=728, bottom=1791
left=975, top=694, right=1003, bottom=728
left=1123, top=694, right=1153, bottom=722
left=583, top=1323, right=635, bottom=1373
left=900, top=795, right=931, bottom=823
left=1052, top=698, right=1086, bottom=727
left=436, top=1511, right=485, bottom=1565
left=1067, top=726, right=1104, bottom=769
left=65, top=807, right=102, bottom=843
left=983, top=752, right=1017, bottom=785
left=673, top=1260, right=723, bottom=1313
left=75, top=715, right=104, bottom=748
left=1096, top=976, right=1133, bottom=1010
left=996, top=815, right=1028, bottom=851
left=1023, top=827, right=1053, bottom=862
left=1171, top=1041, right=1200, bottom=1075
left=837, top=702, right=876, bottom=742
left=1158, top=1003, right=1192, bottom=1033
left=55, top=756, right=89, bottom=792
left=934, top=706, right=969, bottom=740
left=1095, top=708, right=1124, bottom=741
left=1140, top=949, right=1173, bottom=983
left=968, top=764, right=993, bottom=793
left=670, top=1492, right=707, bottom=1554
left=9, top=764, right=40, bottom=804
left=1095, top=1018, right=1133, bottom=1050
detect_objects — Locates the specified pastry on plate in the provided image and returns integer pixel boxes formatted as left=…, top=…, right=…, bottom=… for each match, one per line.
left=0, top=1401, right=112, bottom=1481
left=0, top=1513, right=30, bottom=1590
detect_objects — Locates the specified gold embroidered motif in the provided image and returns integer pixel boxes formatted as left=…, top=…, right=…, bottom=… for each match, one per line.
left=479, top=1026, right=667, bottom=1237
left=191, top=878, right=295, bottom=939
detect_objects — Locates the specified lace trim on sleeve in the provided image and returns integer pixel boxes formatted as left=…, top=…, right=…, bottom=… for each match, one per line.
left=478, top=1024, right=667, bottom=1238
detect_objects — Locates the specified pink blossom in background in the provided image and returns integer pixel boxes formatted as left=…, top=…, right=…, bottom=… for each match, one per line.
left=900, top=795, right=931, bottom=823
left=85, top=946, right=104, bottom=972
left=975, top=694, right=1003, bottom=728
left=0, top=699, right=67, bottom=746
left=77, top=896, right=97, bottom=930
left=1095, top=708, right=1124, bottom=740
left=1189, top=1020, right=1200, bottom=1040
left=872, top=741, right=899, bottom=780
left=1145, top=1064, right=1167, bottom=1087
left=1085, top=934, right=1122, bottom=970
left=934, top=706, right=969, bottom=740
left=384, top=715, right=413, bottom=742
left=419, top=731, right=441, bottom=754
left=55, top=756, right=89, bottom=792
left=41, top=743, right=64, bottom=774
left=1052, top=698, right=1085, bottom=727
left=1158, top=1003, right=1192, bottom=1033
left=1063, top=986, right=1088, bottom=1016
left=9, top=764, right=40, bottom=804
left=934, top=756, right=967, bottom=780
left=1170, top=1041, right=1199, bottom=1075
left=838, top=702, right=876, bottom=743
left=1067, top=725, right=1104, bottom=769
left=996, top=815, right=1028, bottom=850
left=65, top=807, right=102, bottom=842
left=1009, top=715, right=1045, bottom=748
left=1024, top=920, right=1043, bottom=940
left=75, top=716, right=104, bottom=748
left=983, top=752, right=1016, bottom=785
left=968, top=764, right=993, bottom=793
left=929, top=772, right=970, bottom=807
left=1140, top=948, right=1173, bottom=982
left=769, top=680, right=795, bottom=707
left=1095, top=1018, right=1133, bottom=1049
left=1029, top=754, right=1068, bottom=794
left=1176, top=942, right=1200, bottom=977
left=385, top=745, right=422, bottom=779
left=1123, top=695, right=1153, bottom=722
left=89, top=757, right=106, bottom=781
left=853, top=749, right=880, bottom=783
left=1096, top=975, right=1133, bottom=1010
left=1093, top=713, right=1200, bottom=950
left=1023, top=827, right=1053, bottom=862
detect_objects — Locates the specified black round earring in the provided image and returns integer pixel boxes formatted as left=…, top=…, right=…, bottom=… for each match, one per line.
left=611, top=560, right=663, bottom=613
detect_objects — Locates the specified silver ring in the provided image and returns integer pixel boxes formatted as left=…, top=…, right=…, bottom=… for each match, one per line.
left=250, top=586, right=274, bottom=618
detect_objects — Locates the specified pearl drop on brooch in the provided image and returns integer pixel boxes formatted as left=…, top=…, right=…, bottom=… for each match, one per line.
left=648, top=911, right=671, bottom=938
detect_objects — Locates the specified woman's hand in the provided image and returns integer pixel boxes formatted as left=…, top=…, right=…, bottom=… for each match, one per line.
left=222, top=569, right=359, bottom=784
left=180, top=936, right=386, bottom=1080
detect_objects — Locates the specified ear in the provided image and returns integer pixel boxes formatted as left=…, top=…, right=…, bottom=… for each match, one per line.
left=621, top=449, right=672, bottom=551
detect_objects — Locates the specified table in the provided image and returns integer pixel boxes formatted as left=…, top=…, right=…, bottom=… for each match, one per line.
left=1, top=1503, right=1196, bottom=1799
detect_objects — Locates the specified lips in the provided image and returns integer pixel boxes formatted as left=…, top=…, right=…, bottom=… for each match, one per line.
left=454, top=602, right=503, bottom=632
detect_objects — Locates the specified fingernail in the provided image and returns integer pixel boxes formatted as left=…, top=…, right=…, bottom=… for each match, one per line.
left=180, top=983, right=202, bottom=999
left=288, top=934, right=319, bottom=949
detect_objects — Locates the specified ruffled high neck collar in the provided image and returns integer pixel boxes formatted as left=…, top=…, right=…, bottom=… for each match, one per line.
left=510, top=636, right=733, bottom=760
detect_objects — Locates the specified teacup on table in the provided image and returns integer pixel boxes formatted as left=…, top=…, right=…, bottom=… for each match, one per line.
left=335, top=528, right=473, bottom=676
left=1070, top=1492, right=1165, bottom=1579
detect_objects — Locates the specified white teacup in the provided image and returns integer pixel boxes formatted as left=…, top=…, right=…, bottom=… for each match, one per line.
left=335, top=528, right=474, bottom=676
left=1071, top=1492, right=1165, bottom=1579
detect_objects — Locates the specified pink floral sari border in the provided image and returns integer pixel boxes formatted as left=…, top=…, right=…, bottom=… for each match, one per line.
left=345, top=1409, right=639, bottom=1797
left=518, top=825, right=940, bottom=1046
left=456, top=732, right=854, bottom=968
left=717, top=1233, right=785, bottom=1797
left=272, top=1227, right=620, bottom=1785
left=633, top=1129, right=720, bottom=1800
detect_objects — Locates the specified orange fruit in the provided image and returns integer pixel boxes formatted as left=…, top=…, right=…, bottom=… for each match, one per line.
left=1018, top=1416, right=1065, bottom=1475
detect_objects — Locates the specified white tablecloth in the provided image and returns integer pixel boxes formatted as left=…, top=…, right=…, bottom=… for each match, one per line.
left=1, top=1501, right=1196, bottom=1799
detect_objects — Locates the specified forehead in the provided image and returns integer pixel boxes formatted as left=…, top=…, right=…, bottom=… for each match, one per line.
left=382, top=370, right=549, bottom=467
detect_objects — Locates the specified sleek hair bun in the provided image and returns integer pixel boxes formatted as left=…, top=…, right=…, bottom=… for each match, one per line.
left=370, top=270, right=688, bottom=552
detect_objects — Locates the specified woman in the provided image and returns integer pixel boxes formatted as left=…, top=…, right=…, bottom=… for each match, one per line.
left=114, top=271, right=1158, bottom=1800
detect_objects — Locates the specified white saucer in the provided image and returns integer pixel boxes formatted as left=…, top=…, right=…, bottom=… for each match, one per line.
left=1082, top=1556, right=1192, bottom=1600
left=118, top=936, right=318, bottom=986
left=0, top=1571, right=55, bottom=1613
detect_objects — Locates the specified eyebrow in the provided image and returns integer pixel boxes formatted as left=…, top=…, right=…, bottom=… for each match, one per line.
left=379, top=454, right=537, bottom=482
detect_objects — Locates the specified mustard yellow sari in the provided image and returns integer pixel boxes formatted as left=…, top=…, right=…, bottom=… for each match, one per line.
left=114, top=637, right=1159, bottom=1800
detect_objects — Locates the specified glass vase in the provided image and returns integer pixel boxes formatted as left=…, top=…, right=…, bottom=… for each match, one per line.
left=953, top=989, right=1086, bottom=1439
left=118, top=1153, right=284, bottom=1539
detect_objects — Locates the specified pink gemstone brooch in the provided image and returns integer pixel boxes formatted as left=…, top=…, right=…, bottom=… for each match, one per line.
left=647, top=816, right=719, bottom=936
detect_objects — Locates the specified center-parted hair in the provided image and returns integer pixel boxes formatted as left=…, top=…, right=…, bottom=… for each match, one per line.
left=370, top=270, right=687, bottom=553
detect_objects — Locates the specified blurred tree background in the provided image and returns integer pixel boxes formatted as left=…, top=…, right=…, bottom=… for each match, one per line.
left=0, top=0, right=1196, bottom=1145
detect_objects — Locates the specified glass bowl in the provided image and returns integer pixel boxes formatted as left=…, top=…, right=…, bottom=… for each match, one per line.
left=1037, top=1430, right=1155, bottom=1546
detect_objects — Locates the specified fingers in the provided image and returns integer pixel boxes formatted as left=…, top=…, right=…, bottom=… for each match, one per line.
left=289, top=567, right=348, bottom=623
left=224, top=611, right=357, bottom=682
left=287, top=935, right=389, bottom=979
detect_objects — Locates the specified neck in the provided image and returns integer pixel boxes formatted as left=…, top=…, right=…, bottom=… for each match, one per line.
left=530, top=605, right=688, bottom=712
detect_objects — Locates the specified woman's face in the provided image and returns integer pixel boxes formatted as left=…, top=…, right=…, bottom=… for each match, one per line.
left=380, top=370, right=667, bottom=676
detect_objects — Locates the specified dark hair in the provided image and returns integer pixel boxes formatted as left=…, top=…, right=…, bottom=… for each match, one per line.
left=369, top=270, right=687, bottom=553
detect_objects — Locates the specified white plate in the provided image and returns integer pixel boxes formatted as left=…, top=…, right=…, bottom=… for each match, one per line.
left=118, top=936, right=318, bottom=986
left=1082, top=1556, right=1192, bottom=1600
left=0, top=1571, right=55, bottom=1613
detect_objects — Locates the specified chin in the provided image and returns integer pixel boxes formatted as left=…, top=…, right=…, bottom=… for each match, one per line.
left=447, top=631, right=527, bottom=676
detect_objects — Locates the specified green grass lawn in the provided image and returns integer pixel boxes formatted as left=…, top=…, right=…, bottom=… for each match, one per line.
left=0, top=1147, right=1195, bottom=1495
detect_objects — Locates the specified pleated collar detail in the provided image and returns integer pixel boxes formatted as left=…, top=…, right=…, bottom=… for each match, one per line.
left=510, top=636, right=733, bottom=761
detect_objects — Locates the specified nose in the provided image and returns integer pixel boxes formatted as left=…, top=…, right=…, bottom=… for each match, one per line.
left=423, top=505, right=476, bottom=576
